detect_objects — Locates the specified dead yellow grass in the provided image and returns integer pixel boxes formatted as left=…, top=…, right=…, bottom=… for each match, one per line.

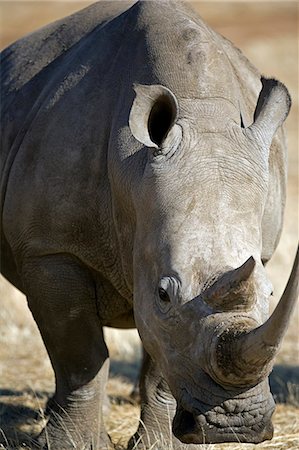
left=1, top=384, right=298, bottom=449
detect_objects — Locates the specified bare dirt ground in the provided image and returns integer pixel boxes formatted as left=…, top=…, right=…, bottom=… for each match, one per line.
left=0, top=1, right=298, bottom=449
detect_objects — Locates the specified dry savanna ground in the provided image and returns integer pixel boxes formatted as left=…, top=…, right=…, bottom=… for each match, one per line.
left=0, top=1, right=298, bottom=449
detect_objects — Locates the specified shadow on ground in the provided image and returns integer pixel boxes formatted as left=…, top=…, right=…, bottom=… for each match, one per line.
left=110, top=358, right=141, bottom=383
left=0, top=390, right=46, bottom=449
left=269, top=364, right=299, bottom=405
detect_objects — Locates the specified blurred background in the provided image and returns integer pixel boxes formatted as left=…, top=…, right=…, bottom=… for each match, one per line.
left=0, top=1, right=298, bottom=449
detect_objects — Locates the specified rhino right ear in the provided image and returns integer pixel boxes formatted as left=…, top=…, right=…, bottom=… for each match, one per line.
left=129, top=84, right=179, bottom=149
left=246, top=77, right=291, bottom=150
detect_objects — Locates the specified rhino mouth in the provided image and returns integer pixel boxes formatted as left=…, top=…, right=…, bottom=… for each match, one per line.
left=172, top=388, right=275, bottom=444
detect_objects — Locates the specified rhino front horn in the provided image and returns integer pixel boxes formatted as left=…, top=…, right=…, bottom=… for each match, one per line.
left=210, top=246, right=299, bottom=387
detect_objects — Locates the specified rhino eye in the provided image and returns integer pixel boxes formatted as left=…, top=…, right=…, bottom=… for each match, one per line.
left=158, top=287, right=170, bottom=302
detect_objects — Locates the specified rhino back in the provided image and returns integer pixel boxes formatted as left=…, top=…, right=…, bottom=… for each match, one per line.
left=1, top=1, right=136, bottom=96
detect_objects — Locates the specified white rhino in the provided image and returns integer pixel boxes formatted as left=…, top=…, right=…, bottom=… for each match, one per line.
left=1, top=1, right=298, bottom=449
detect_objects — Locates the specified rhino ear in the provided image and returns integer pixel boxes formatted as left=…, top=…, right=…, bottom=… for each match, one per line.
left=246, top=77, right=291, bottom=149
left=129, top=84, right=179, bottom=149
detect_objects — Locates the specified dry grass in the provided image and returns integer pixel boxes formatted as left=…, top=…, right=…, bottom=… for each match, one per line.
left=0, top=1, right=298, bottom=449
left=1, top=388, right=299, bottom=450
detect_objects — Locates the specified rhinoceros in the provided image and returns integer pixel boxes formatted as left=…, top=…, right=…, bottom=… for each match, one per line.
left=1, top=0, right=298, bottom=449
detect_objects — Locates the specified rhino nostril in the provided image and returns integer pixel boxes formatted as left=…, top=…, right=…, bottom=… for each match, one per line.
left=179, top=409, right=196, bottom=434
left=173, top=408, right=204, bottom=444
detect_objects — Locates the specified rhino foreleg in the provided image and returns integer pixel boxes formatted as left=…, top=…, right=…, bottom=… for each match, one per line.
left=128, top=350, right=199, bottom=450
left=22, top=254, right=113, bottom=450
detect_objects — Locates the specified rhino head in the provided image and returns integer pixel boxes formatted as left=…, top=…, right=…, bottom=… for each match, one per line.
left=128, top=78, right=297, bottom=444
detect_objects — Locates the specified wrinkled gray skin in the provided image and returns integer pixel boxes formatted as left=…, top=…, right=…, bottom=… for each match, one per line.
left=0, top=1, right=293, bottom=449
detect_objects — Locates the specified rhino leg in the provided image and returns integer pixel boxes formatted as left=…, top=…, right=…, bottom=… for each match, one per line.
left=22, top=254, right=113, bottom=450
left=127, top=350, right=200, bottom=450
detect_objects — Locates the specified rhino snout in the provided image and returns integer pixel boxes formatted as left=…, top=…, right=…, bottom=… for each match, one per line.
left=172, top=399, right=275, bottom=444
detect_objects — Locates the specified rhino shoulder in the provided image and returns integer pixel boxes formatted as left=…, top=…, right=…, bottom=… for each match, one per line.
left=1, top=1, right=136, bottom=94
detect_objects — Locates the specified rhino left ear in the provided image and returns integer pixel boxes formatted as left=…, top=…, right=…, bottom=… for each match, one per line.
left=246, top=77, right=291, bottom=149
left=129, top=84, right=179, bottom=149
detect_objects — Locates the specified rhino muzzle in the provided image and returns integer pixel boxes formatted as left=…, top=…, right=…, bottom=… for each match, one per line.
left=171, top=377, right=275, bottom=445
left=173, top=403, right=274, bottom=444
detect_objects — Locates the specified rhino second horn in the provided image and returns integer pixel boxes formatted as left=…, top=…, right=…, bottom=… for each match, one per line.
left=212, top=246, right=298, bottom=387
left=203, top=256, right=256, bottom=311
